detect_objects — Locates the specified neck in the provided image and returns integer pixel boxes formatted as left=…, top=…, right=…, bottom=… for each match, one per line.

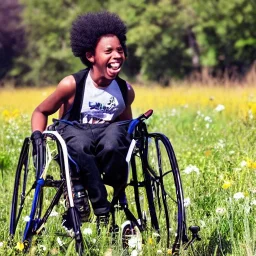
left=89, top=69, right=112, bottom=88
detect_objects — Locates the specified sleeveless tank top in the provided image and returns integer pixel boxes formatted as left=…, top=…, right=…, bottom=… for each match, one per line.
left=80, top=72, right=126, bottom=124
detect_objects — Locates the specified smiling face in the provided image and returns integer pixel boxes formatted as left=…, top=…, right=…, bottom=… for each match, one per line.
left=86, top=34, right=125, bottom=86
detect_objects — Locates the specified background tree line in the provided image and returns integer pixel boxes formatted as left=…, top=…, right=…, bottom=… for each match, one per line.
left=1, top=0, right=256, bottom=86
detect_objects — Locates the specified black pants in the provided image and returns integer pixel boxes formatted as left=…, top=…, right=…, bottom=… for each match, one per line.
left=56, top=121, right=131, bottom=216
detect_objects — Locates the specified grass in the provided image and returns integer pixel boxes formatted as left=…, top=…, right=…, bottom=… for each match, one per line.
left=1, top=84, right=256, bottom=255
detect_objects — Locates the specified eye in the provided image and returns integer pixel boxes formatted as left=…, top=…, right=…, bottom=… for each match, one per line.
left=117, top=47, right=124, bottom=53
left=105, top=49, right=112, bottom=54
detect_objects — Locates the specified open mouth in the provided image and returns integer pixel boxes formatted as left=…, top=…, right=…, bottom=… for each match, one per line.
left=107, top=62, right=122, bottom=77
left=107, top=62, right=122, bottom=70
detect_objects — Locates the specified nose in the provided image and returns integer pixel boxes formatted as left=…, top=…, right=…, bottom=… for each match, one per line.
left=113, top=50, right=123, bottom=58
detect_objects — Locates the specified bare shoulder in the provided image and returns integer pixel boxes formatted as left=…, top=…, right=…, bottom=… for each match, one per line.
left=126, top=82, right=135, bottom=106
left=56, top=75, right=76, bottom=99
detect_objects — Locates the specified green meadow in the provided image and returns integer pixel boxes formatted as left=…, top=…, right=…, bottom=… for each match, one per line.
left=1, top=85, right=256, bottom=255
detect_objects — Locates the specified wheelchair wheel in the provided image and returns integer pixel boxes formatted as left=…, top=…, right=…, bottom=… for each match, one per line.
left=9, top=133, right=84, bottom=255
left=130, top=132, right=187, bottom=253
left=121, top=220, right=142, bottom=252
left=9, top=138, right=39, bottom=248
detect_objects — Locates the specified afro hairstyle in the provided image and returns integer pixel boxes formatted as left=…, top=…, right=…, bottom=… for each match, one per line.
left=70, top=11, right=127, bottom=67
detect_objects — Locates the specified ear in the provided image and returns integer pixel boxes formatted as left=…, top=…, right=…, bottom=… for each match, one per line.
left=86, top=52, right=95, bottom=64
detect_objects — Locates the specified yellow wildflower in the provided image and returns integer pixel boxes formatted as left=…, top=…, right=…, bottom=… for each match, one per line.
left=15, top=242, right=24, bottom=251
left=248, top=101, right=256, bottom=116
left=12, top=109, right=20, bottom=118
left=1, top=109, right=20, bottom=119
left=148, top=237, right=153, bottom=245
left=244, top=191, right=249, bottom=197
left=204, top=150, right=211, bottom=157
left=167, top=248, right=172, bottom=254
left=247, top=159, right=256, bottom=169
left=2, top=110, right=10, bottom=118
left=222, top=180, right=232, bottom=190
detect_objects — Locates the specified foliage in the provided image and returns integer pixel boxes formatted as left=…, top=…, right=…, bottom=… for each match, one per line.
left=109, top=0, right=190, bottom=83
left=0, top=0, right=25, bottom=80
left=3, top=0, right=256, bottom=85
left=110, top=0, right=256, bottom=83
left=2, top=86, right=256, bottom=254
left=186, top=0, right=256, bottom=77
left=13, top=0, right=107, bottom=86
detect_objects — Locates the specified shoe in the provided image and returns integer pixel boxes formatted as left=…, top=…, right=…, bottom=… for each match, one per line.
left=64, top=182, right=91, bottom=222
left=73, top=183, right=91, bottom=222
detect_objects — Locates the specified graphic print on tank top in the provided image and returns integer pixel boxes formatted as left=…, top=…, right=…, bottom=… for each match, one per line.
left=80, top=73, right=126, bottom=124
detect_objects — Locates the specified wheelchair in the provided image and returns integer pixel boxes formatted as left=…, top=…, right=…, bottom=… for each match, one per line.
left=9, top=109, right=200, bottom=255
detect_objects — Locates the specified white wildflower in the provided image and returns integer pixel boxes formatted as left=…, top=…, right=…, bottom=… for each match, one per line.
left=250, top=188, right=256, bottom=194
left=131, top=250, right=138, bottom=256
left=83, top=228, right=92, bottom=235
left=0, top=242, right=3, bottom=247
left=215, top=139, right=225, bottom=149
left=233, top=192, right=245, bottom=200
left=157, top=250, right=163, bottom=254
left=39, top=245, right=46, bottom=251
left=219, top=174, right=224, bottom=180
left=23, top=216, right=30, bottom=222
left=250, top=200, right=256, bottom=205
left=104, top=248, right=112, bottom=256
left=183, top=165, right=200, bottom=175
left=197, top=111, right=204, bottom=117
left=49, top=210, right=59, bottom=217
left=216, top=207, right=226, bottom=215
left=205, top=123, right=210, bottom=129
left=204, top=116, right=212, bottom=122
left=240, top=160, right=247, bottom=167
left=199, top=220, right=206, bottom=228
left=214, top=104, right=225, bottom=112
left=171, top=108, right=177, bottom=116
left=57, top=237, right=64, bottom=246
left=184, top=198, right=191, bottom=207
left=128, top=237, right=138, bottom=248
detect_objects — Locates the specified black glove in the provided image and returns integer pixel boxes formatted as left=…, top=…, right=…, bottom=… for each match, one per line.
left=31, top=130, right=43, bottom=156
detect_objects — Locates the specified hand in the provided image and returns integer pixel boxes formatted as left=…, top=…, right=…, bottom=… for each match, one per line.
left=30, top=130, right=43, bottom=156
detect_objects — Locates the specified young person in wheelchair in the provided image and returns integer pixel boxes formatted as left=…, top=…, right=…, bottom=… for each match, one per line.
left=30, top=11, right=135, bottom=228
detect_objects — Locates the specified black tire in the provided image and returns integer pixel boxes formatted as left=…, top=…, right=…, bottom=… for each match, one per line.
left=130, top=132, right=187, bottom=253
left=9, top=138, right=40, bottom=248
left=9, top=135, right=62, bottom=250
left=10, top=133, right=85, bottom=254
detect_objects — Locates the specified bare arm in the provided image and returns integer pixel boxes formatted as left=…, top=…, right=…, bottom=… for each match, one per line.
left=119, top=82, right=135, bottom=120
left=31, top=75, right=76, bottom=132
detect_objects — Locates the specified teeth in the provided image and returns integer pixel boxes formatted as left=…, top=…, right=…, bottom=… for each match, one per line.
left=109, top=63, right=120, bottom=69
